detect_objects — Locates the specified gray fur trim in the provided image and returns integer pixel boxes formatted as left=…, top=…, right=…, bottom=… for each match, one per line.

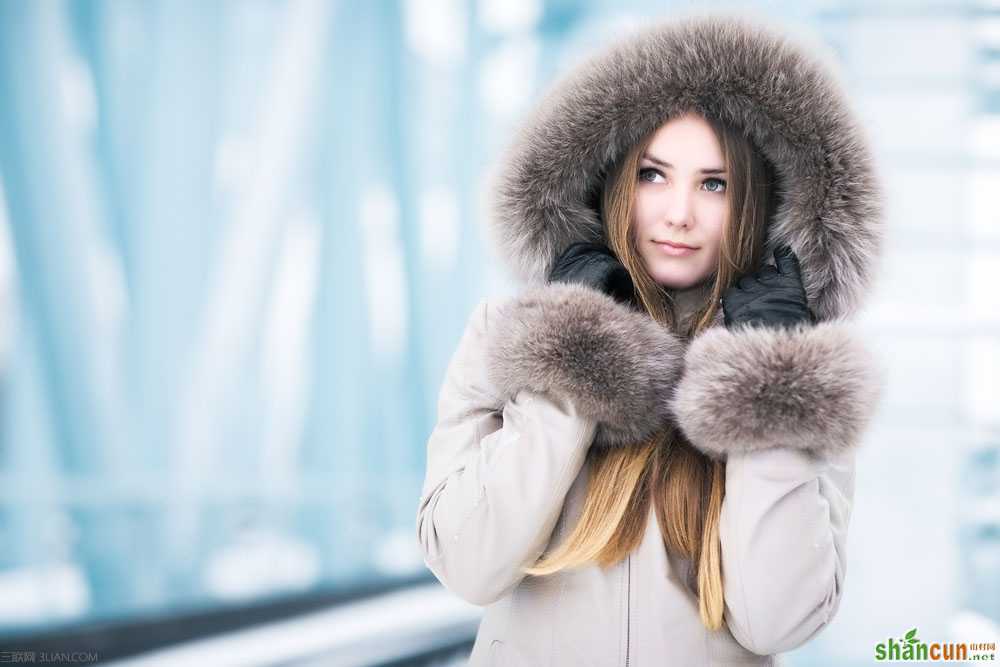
left=484, top=282, right=685, bottom=448
left=486, top=12, right=884, bottom=321
left=669, top=321, right=886, bottom=460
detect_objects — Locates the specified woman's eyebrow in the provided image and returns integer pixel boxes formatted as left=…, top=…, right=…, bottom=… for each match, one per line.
left=641, top=152, right=726, bottom=174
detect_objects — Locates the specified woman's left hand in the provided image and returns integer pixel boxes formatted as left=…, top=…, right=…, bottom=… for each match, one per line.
left=721, top=244, right=816, bottom=330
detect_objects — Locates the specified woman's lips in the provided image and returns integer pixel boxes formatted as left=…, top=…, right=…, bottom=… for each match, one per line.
left=653, top=240, right=698, bottom=256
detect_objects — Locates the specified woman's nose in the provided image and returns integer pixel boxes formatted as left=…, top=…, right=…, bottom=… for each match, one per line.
left=664, top=189, right=693, bottom=228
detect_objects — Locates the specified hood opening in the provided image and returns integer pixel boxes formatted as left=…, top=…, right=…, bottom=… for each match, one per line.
left=486, top=12, right=884, bottom=322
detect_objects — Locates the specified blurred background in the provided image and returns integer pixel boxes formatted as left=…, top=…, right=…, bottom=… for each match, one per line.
left=0, top=0, right=997, bottom=665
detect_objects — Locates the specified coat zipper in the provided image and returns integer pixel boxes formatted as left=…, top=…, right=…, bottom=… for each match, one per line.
left=625, top=553, right=631, bottom=667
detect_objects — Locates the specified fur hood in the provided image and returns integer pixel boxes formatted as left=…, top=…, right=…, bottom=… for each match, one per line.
left=482, top=12, right=886, bottom=458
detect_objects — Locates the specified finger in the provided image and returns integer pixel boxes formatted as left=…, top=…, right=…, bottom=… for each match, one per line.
left=737, top=273, right=757, bottom=291
left=756, top=272, right=785, bottom=288
left=774, top=244, right=802, bottom=277
left=757, top=265, right=780, bottom=281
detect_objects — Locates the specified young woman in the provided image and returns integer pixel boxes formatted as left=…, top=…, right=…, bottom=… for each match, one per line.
left=416, top=12, right=885, bottom=667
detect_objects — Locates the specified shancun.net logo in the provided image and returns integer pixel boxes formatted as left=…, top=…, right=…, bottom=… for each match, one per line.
left=875, top=627, right=997, bottom=662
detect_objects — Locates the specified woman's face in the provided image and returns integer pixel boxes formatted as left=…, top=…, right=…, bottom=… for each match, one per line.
left=631, top=112, right=728, bottom=289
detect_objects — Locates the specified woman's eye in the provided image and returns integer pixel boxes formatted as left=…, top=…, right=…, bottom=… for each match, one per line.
left=638, top=167, right=663, bottom=183
left=703, top=177, right=727, bottom=193
left=638, top=169, right=725, bottom=193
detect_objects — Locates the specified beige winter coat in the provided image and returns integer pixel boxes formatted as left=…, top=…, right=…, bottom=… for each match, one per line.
left=417, top=12, right=886, bottom=667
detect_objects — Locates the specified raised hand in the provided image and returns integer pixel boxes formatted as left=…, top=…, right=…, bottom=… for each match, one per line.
left=720, top=244, right=815, bottom=330
left=548, top=241, right=636, bottom=305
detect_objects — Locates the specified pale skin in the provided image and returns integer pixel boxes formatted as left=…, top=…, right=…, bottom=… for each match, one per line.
left=632, top=112, right=729, bottom=292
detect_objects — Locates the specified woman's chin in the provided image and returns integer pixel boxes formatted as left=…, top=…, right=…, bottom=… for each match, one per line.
left=650, top=271, right=706, bottom=291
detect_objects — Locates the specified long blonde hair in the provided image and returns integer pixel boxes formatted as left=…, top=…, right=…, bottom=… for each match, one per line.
left=521, top=110, right=776, bottom=632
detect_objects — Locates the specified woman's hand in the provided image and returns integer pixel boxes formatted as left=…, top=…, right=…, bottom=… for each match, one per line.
left=721, top=244, right=816, bottom=329
left=548, top=241, right=635, bottom=305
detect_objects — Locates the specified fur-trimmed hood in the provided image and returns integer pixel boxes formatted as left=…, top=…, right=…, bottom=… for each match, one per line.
left=486, top=11, right=883, bottom=322
left=481, top=12, right=886, bottom=457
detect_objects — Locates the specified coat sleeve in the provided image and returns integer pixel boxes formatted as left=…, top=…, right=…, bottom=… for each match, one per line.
left=719, top=445, right=856, bottom=655
left=415, top=298, right=598, bottom=606
left=417, top=283, right=686, bottom=606
left=668, top=319, right=886, bottom=655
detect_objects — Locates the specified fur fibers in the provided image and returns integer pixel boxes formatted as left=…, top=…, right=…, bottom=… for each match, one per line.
left=486, top=12, right=884, bottom=323
left=669, top=320, right=886, bottom=460
left=481, top=13, right=886, bottom=458
left=485, top=283, right=685, bottom=449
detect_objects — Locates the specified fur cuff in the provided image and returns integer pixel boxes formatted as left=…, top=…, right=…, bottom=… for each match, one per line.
left=670, top=321, right=885, bottom=460
left=485, top=283, right=685, bottom=448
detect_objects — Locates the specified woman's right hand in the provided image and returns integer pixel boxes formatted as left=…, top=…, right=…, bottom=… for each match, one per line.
left=547, top=241, right=635, bottom=305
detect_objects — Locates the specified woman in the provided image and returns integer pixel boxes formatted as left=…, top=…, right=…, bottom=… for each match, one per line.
left=416, top=12, right=885, bottom=667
